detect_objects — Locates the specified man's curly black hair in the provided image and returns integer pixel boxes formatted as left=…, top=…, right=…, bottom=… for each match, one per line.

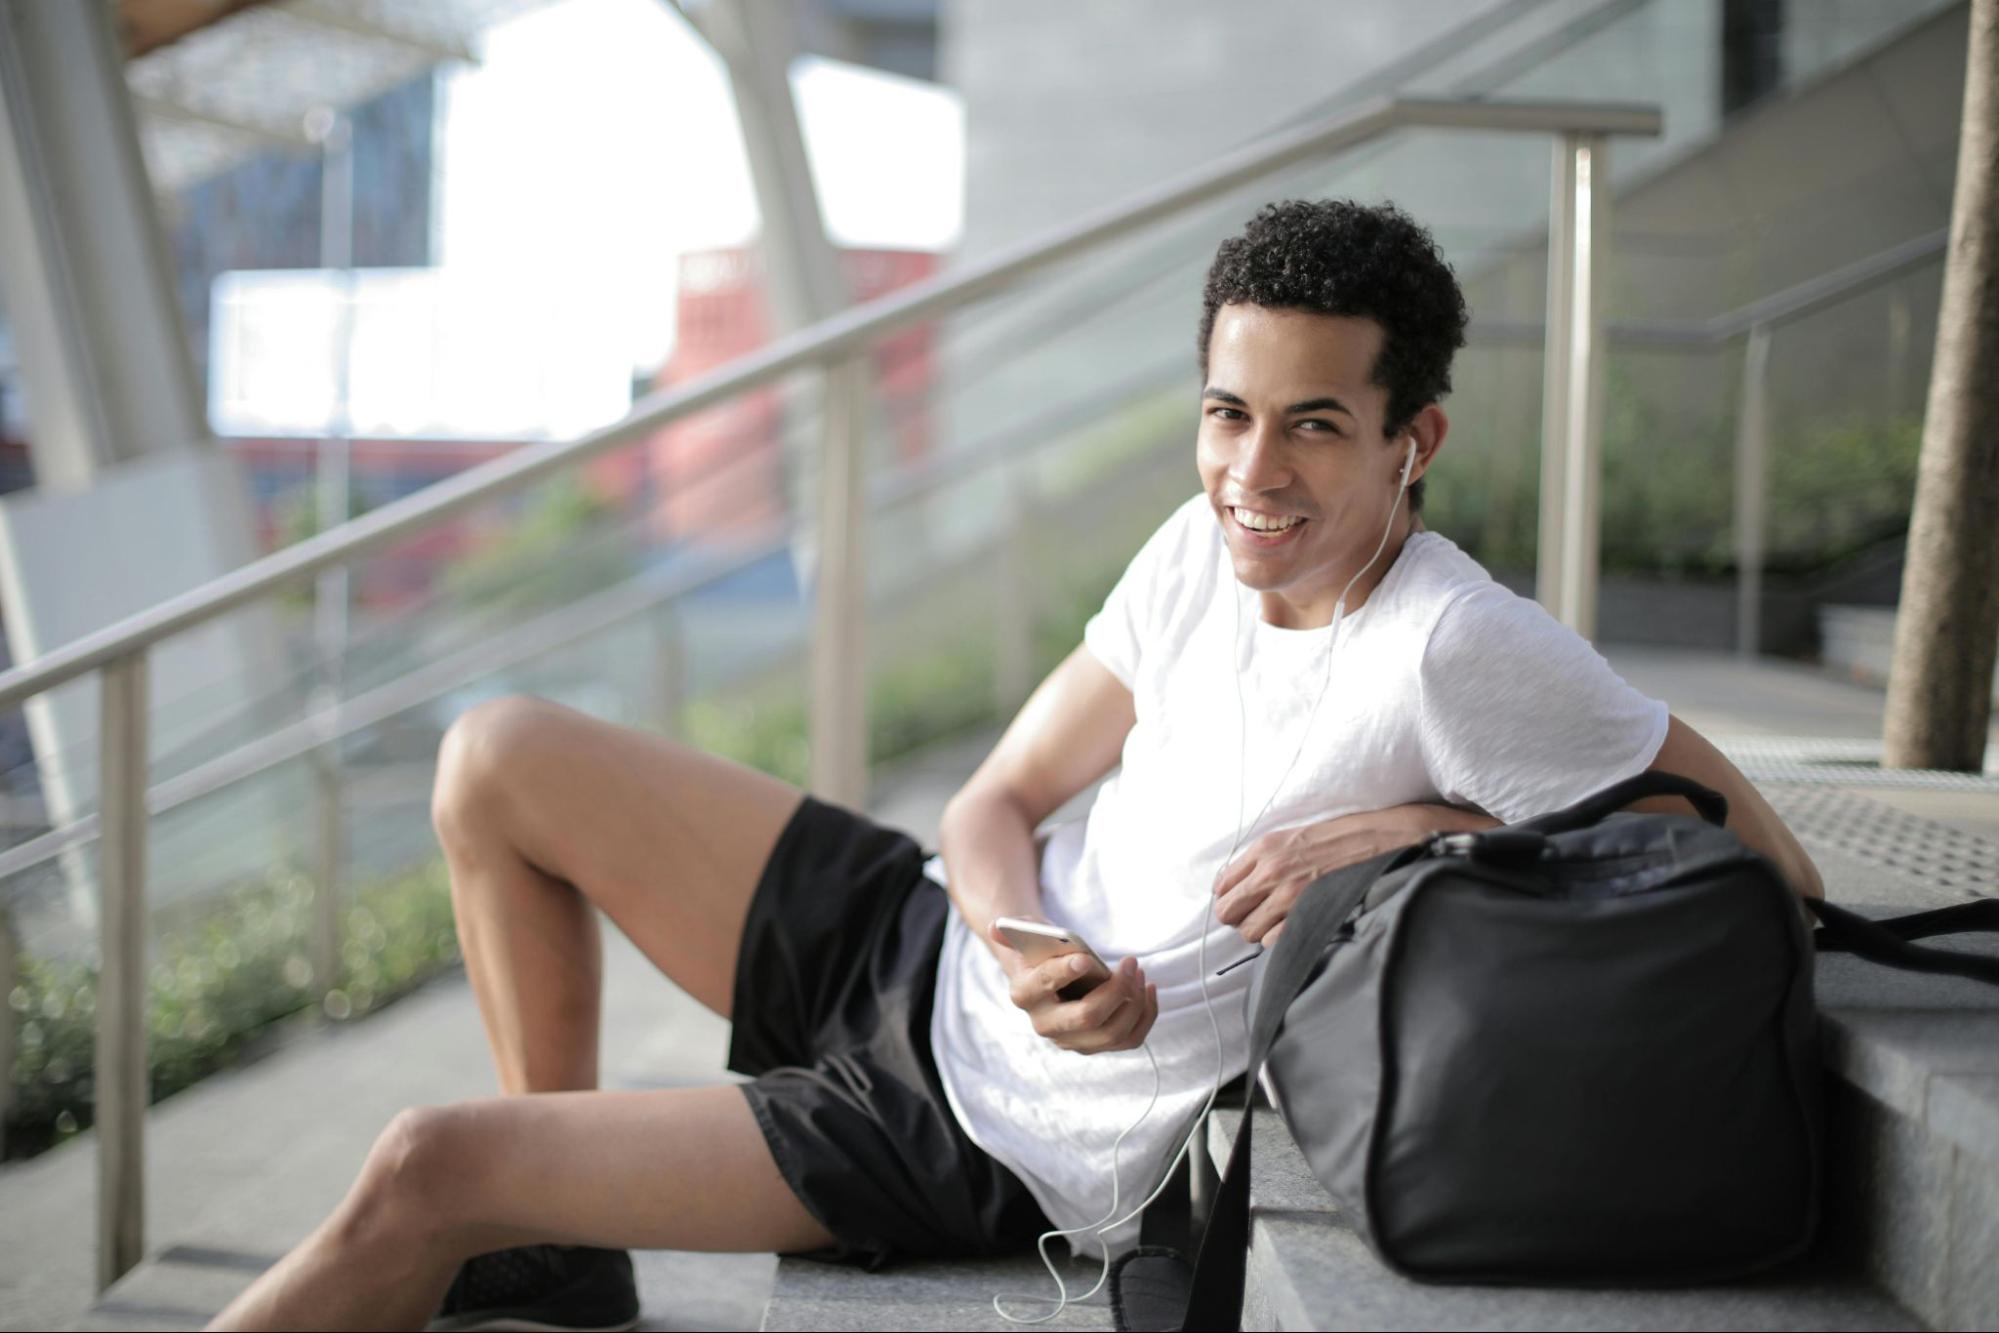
left=1197, top=199, right=1469, bottom=514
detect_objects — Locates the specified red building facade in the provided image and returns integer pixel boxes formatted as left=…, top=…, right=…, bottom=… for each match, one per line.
left=635, top=243, right=940, bottom=549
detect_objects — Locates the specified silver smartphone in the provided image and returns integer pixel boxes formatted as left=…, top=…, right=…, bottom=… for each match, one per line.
left=993, top=916, right=1113, bottom=1001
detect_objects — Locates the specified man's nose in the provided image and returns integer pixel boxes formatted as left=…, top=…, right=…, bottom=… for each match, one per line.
left=1229, top=424, right=1292, bottom=493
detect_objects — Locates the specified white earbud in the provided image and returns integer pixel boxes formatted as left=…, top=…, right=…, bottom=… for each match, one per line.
left=1398, top=435, right=1418, bottom=488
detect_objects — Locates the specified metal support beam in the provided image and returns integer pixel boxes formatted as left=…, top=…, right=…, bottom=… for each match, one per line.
left=648, top=608, right=685, bottom=739
left=97, top=651, right=150, bottom=1290
left=0, top=904, right=16, bottom=1160
left=995, top=459, right=1033, bottom=714
left=307, top=108, right=353, bottom=997
left=1734, top=326, right=1772, bottom=659
left=810, top=360, right=870, bottom=807
left=308, top=744, right=343, bottom=998
left=0, top=0, right=210, bottom=491
left=675, top=0, right=847, bottom=331
left=1536, top=132, right=1608, bottom=638
left=676, top=1, right=864, bottom=799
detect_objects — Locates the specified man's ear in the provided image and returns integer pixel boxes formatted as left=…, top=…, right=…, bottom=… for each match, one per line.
left=1401, top=404, right=1448, bottom=486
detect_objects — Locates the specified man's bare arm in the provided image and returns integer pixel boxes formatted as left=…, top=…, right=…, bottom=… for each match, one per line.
left=1215, top=713, right=1828, bottom=945
left=1213, top=801, right=1500, bottom=945
left=1629, top=713, right=1825, bottom=900
left=937, top=643, right=1137, bottom=954
left=938, top=643, right=1153, bottom=1056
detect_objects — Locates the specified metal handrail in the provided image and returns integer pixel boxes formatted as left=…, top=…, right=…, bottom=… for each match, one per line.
left=0, top=96, right=1659, bottom=715
left=40, top=211, right=1953, bottom=883
left=25, top=217, right=1949, bottom=824
left=161, top=220, right=1947, bottom=836
left=1466, top=225, right=1949, bottom=663
left=0, top=358, right=1190, bottom=887
left=1469, top=226, right=1949, bottom=347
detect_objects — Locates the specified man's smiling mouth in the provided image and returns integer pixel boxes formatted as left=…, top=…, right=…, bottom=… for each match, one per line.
left=1229, top=505, right=1307, bottom=533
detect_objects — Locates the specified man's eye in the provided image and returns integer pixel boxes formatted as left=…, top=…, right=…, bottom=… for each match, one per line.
left=1299, top=419, right=1341, bottom=434
left=1208, top=407, right=1243, bottom=421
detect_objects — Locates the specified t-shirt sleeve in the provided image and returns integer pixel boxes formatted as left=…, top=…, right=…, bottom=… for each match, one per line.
left=1081, top=498, right=1200, bottom=690
left=1418, top=583, right=1670, bottom=824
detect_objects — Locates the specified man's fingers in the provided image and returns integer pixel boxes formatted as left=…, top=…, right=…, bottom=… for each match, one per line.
left=1008, top=959, right=1055, bottom=1009
left=1074, top=969, right=1153, bottom=1052
left=1102, top=971, right=1151, bottom=1044
left=1045, top=964, right=1134, bottom=1034
left=1214, top=878, right=1272, bottom=927
left=1104, top=980, right=1159, bottom=1053
left=1071, top=990, right=1141, bottom=1052
left=1011, top=952, right=1097, bottom=1009
left=1238, top=881, right=1305, bottom=943
left=1114, top=982, right=1159, bottom=1052
left=1213, top=856, right=1253, bottom=898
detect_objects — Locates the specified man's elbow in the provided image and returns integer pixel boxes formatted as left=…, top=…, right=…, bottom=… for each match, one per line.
left=1787, top=848, right=1826, bottom=901
left=1634, top=716, right=1825, bottom=901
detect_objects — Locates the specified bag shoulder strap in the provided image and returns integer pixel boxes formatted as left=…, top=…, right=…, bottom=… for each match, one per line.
left=1809, top=897, right=1999, bottom=986
left=1511, top=770, right=1729, bottom=835
left=1179, top=846, right=1413, bottom=1332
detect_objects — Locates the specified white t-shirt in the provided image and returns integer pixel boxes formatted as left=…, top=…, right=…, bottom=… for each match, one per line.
left=920, top=492, right=1669, bottom=1253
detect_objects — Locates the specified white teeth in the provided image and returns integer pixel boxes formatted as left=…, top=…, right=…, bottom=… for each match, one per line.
left=1233, top=507, right=1304, bottom=533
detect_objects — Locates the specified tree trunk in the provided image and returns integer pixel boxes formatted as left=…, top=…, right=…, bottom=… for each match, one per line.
left=1882, top=0, right=1999, bottom=771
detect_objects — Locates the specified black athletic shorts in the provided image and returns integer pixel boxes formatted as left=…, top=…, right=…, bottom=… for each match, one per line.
left=727, top=794, right=1053, bottom=1269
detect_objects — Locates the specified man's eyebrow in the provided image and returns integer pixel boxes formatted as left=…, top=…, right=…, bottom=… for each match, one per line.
left=1201, top=387, right=1356, bottom=418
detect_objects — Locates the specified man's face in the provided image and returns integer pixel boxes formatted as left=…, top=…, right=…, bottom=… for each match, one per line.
left=1196, top=302, right=1420, bottom=628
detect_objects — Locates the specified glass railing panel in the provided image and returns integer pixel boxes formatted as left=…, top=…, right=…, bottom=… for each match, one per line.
left=1756, top=259, right=1941, bottom=577
left=2, top=753, right=325, bottom=1161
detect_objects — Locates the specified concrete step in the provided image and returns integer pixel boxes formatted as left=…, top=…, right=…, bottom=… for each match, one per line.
left=69, top=1246, right=774, bottom=1332
left=1812, top=934, right=1999, bottom=1330
left=760, top=1251, right=1115, bottom=1331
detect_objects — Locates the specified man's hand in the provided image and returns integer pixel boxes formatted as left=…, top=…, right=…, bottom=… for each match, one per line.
left=988, top=922, right=1158, bottom=1055
left=1214, top=802, right=1499, bottom=947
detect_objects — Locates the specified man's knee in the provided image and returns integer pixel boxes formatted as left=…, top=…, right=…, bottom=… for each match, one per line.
left=338, top=1105, right=473, bottom=1249
left=431, top=694, right=565, bottom=843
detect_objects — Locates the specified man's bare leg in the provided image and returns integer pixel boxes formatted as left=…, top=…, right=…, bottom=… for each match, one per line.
left=208, top=1085, right=832, bottom=1331
left=207, top=696, right=839, bottom=1328
left=427, top=694, right=807, bottom=1091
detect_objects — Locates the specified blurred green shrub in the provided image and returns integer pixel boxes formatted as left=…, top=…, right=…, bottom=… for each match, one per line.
left=1427, top=372, right=1922, bottom=580
left=4, top=859, right=458, bottom=1161
left=682, top=550, right=1114, bottom=792
left=1764, top=414, right=1921, bottom=572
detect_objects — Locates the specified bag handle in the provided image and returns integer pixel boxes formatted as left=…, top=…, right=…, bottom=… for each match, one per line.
left=1809, top=897, right=1999, bottom=985
left=1179, top=845, right=1414, bottom=1332
left=1513, top=770, right=1729, bottom=836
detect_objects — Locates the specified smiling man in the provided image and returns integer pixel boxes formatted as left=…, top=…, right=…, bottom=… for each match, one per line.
left=210, top=199, right=1824, bottom=1332
left=926, top=198, right=1825, bottom=1257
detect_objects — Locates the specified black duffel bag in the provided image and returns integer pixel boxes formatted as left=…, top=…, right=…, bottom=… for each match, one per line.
left=1113, top=770, right=1999, bottom=1332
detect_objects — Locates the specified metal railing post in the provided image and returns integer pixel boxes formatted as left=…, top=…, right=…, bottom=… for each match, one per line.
left=995, top=458, right=1033, bottom=715
left=810, top=359, right=870, bottom=808
left=97, top=650, right=149, bottom=1288
left=648, top=607, right=684, bottom=740
left=0, top=902, right=15, bottom=1160
left=1537, top=131, right=1608, bottom=638
left=1734, top=325, right=1772, bottom=659
left=308, top=727, right=343, bottom=1001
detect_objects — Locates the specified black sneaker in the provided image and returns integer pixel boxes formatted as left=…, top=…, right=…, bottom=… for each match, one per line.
left=427, top=1244, right=641, bottom=1332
